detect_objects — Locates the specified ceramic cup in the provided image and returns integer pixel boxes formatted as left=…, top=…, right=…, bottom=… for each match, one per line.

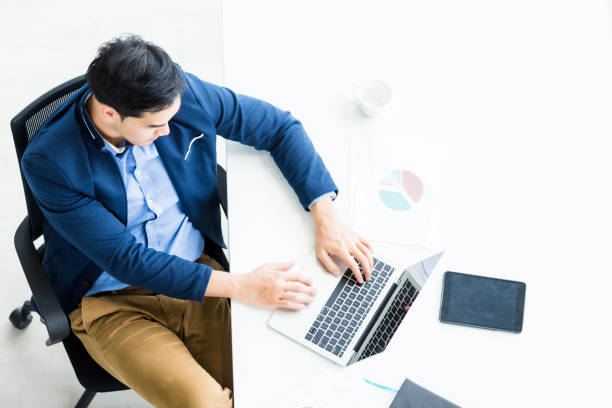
left=353, top=80, right=392, bottom=118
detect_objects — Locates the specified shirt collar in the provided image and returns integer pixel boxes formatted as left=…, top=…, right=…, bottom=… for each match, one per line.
left=101, top=135, right=129, bottom=155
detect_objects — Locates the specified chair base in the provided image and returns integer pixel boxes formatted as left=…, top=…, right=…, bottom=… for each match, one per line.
left=9, top=300, right=34, bottom=330
left=75, top=389, right=96, bottom=408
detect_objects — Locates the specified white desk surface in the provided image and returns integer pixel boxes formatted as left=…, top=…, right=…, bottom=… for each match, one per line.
left=222, top=1, right=612, bottom=406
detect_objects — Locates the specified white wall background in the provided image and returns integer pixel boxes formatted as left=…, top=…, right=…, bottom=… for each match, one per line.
left=0, top=1, right=224, bottom=406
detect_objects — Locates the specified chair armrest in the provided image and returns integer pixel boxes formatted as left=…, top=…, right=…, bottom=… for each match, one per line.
left=14, top=216, right=70, bottom=346
left=217, top=163, right=228, bottom=217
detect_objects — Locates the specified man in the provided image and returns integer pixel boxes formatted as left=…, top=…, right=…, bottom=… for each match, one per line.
left=22, top=35, right=373, bottom=407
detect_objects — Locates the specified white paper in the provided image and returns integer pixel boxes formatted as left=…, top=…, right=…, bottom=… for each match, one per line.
left=350, top=133, right=448, bottom=247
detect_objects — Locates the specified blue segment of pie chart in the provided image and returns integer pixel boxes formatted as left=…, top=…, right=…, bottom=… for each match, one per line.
left=378, top=190, right=412, bottom=211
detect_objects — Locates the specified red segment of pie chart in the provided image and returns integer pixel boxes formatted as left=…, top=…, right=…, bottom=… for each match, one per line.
left=402, top=171, right=423, bottom=203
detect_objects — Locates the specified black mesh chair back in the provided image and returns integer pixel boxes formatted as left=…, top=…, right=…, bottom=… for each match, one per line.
left=11, top=75, right=86, bottom=239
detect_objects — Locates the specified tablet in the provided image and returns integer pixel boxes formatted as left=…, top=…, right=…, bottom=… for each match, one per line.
left=440, top=271, right=526, bottom=333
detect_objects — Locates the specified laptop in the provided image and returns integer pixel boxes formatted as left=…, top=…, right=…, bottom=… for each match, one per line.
left=268, top=245, right=443, bottom=366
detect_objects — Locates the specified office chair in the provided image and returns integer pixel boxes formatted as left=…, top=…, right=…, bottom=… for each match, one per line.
left=8, top=75, right=229, bottom=408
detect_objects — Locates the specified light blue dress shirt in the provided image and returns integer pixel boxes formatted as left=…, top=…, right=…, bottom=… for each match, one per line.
left=85, top=136, right=206, bottom=296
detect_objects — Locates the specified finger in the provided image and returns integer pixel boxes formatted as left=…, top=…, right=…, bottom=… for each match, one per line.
left=404, top=305, right=410, bottom=312
left=281, top=281, right=317, bottom=296
left=356, top=240, right=374, bottom=268
left=351, top=245, right=372, bottom=282
left=318, top=250, right=341, bottom=276
left=281, top=291, right=315, bottom=305
left=358, top=238, right=374, bottom=269
left=356, top=240, right=371, bottom=255
left=351, top=242, right=371, bottom=276
left=359, top=236, right=373, bottom=251
left=281, top=272, right=313, bottom=287
left=277, top=299, right=306, bottom=311
left=271, top=261, right=295, bottom=271
left=337, top=249, right=363, bottom=284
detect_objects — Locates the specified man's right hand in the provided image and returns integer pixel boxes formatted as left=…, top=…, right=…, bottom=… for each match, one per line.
left=234, top=262, right=316, bottom=310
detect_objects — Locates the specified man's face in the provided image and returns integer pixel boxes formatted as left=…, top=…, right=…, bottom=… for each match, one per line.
left=117, top=96, right=181, bottom=146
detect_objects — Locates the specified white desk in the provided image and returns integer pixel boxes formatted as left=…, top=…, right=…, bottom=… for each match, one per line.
left=223, top=1, right=612, bottom=406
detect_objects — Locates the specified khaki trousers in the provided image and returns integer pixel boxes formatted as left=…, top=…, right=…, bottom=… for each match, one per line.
left=69, top=253, right=233, bottom=408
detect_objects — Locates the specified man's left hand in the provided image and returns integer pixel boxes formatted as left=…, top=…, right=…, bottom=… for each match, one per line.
left=311, top=197, right=374, bottom=283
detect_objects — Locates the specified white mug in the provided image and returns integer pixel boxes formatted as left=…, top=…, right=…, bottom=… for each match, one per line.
left=353, top=80, right=392, bottom=118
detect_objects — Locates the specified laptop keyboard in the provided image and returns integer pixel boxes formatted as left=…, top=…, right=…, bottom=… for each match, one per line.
left=304, top=258, right=393, bottom=358
left=357, top=279, right=419, bottom=361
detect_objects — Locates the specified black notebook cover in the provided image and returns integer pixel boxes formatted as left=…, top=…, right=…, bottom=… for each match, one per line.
left=389, top=378, right=461, bottom=408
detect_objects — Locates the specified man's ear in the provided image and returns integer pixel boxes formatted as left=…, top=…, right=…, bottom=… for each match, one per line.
left=100, top=104, right=120, bottom=123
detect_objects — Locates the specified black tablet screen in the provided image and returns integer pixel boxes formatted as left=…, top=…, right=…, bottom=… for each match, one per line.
left=440, top=272, right=525, bottom=333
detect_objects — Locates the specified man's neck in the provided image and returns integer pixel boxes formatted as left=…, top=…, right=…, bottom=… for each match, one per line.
left=86, top=95, right=125, bottom=147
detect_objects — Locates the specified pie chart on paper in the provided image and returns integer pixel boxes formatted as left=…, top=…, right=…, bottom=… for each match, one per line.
left=378, top=170, right=424, bottom=211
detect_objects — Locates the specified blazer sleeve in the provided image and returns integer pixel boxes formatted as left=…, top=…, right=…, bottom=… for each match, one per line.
left=182, top=71, right=338, bottom=211
left=21, top=152, right=212, bottom=302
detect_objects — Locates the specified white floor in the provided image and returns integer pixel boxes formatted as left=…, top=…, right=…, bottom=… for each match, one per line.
left=0, top=1, right=225, bottom=407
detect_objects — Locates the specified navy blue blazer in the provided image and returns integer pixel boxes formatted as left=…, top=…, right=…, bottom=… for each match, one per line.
left=22, top=69, right=338, bottom=315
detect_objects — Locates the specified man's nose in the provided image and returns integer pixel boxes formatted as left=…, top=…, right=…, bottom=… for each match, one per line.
left=155, top=124, right=170, bottom=137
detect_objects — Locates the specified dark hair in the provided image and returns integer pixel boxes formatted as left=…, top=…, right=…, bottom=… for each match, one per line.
left=86, top=34, right=185, bottom=118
